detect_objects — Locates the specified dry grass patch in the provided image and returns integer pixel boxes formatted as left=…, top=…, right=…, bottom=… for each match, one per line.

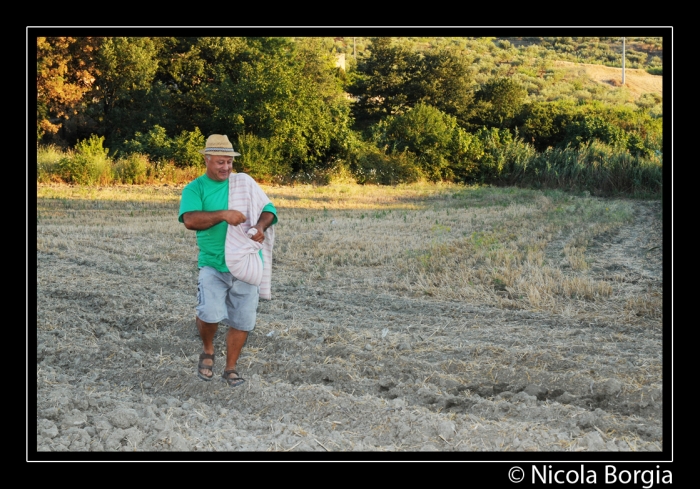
left=37, top=182, right=660, bottom=332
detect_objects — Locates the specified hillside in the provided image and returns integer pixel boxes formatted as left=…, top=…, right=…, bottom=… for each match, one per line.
left=333, top=36, right=664, bottom=107
left=554, top=60, right=663, bottom=100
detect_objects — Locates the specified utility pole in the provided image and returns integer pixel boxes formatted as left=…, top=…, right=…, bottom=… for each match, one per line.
left=621, top=37, right=626, bottom=85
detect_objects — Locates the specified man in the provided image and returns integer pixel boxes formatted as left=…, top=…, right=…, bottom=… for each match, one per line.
left=179, top=134, right=277, bottom=387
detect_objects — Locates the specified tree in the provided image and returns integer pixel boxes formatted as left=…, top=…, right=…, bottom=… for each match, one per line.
left=90, top=37, right=160, bottom=146
left=415, top=46, right=475, bottom=127
left=562, top=115, right=628, bottom=149
left=517, top=100, right=581, bottom=151
left=348, top=37, right=422, bottom=126
left=215, top=40, right=352, bottom=173
left=157, top=37, right=251, bottom=136
left=38, top=36, right=356, bottom=175
left=293, top=37, right=346, bottom=103
left=349, top=38, right=475, bottom=129
left=370, top=103, right=478, bottom=181
left=471, top=76, right=528, bottom=129
left=36, top=37, right=99, bottom=144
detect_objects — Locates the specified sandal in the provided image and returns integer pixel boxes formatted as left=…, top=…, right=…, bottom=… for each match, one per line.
left=222, top=369, right=246, bottom=387
left=197, top=353, right=215, bottom=381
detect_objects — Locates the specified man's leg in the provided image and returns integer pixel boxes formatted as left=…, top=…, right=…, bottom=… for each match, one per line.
left=196, top=317, right=218, bottom=379
left=195, top=267, right=231, bottom=380
left=222, top=277, right=259, bottom=383
left=224, top=327, right=248, bottom=372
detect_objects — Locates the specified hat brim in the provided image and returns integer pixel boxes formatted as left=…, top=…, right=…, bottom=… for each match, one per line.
left=199, top=149, right=241, bottom=157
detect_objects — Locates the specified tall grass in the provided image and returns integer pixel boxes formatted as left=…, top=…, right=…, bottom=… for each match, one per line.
left=493, top=139, right=662, bottom=197
left=37, top=144, right=67, bottom=183
left=113, top=153, right=149, bottom=184
left=37, top=144, right=204, bottom=186
left=37, top=138, right=662, bottom=198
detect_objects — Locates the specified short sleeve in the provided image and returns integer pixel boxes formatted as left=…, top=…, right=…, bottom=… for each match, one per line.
left=178, top=182, right=203, bottom=223
left=262, top=202, right=278, bottom=226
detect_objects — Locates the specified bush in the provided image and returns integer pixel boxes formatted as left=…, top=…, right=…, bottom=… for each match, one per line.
left=75, top=134, right=109, bottom=159
left=635, top=93, right=662, bottom=110
left=37, top=144, right=67, bottom=183
left=120, top=125, right=207, bottom=168
left=121, top=126, right=173, bottom=166
left=370, top=104, right=466, bottom=181
left=447, top=127, right=483, bottom=182
left=554, top=103, right=662, bottom=159
left=235, top=134, right=291, bottom=183
left=351, top=145, right=424, bottom=185
left=518, top=100, right=582, bottom=151
left=56, top=154, right=112, bottom=185
left=172, top=128, right=206, bottom=168
left=562, top=115, right=629, bottom=150
left=472, top=76, right=528, bottom=128
left=324, top=162, right=357, bottom=185
left=470, top=126, right=538, bottom=184
left=113, top=153, right=149, bottom=184
left=56, top=135, right=112, bottom=185
left=497, top=40, right=512, bottom=50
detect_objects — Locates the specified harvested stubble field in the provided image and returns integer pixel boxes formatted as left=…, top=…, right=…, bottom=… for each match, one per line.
left=35, top=182, right=664, bottom=455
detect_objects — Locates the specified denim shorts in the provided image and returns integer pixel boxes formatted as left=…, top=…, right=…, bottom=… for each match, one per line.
left=196, top=266, right=259, bottom=331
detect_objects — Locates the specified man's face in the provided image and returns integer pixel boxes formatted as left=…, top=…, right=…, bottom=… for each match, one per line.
left=205, top=154, right=233, bottom=181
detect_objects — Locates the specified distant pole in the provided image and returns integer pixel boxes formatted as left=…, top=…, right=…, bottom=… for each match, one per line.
left=353, top=37, right=356, bottom=58
left=622, top=37, right=626, bottom=85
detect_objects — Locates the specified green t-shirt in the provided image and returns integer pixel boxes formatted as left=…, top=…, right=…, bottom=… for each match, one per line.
left=178, top=174, right=277, bottom=272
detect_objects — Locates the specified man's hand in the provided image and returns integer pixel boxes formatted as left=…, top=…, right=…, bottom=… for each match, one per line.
left=247, top=211, right=275, bottom=243
left=182, top=210, right=246, bottom=230
left=222, top=210, right=246, bottom=226
left=248, top=224, right=265, bottom=243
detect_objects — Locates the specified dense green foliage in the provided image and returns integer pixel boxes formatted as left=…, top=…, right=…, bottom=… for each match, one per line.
left=368, top=103, right=481, bottom=182
left=324, top=36, right=662, bottom=72
left=497, top=140, right=663, bottom=197
left=121, top=126, right=206, bottom=168
left=348, top=38, right=475, bottom=128
left=55, top=135, right=112, bottom=185
left=470, top=77, right=528, bottom=129
left=35, top=35, right=664, bottom=196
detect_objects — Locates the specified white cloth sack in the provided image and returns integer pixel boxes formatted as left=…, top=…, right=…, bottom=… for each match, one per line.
left=224, top=173, right=276, bottom=299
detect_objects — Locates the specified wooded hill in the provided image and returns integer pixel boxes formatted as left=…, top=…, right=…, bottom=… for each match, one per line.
left=322, top=36, right=662, bottom=72
left=36, top=35, right=665, bottom=194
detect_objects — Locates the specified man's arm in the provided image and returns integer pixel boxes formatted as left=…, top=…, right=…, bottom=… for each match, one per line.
left=181, top=210, right=246, bottom=230
left=248, top=211, right=276, bottom=243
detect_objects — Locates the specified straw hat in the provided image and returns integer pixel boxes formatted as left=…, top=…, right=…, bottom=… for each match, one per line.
left=198, top=134, right=241, bottom=157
